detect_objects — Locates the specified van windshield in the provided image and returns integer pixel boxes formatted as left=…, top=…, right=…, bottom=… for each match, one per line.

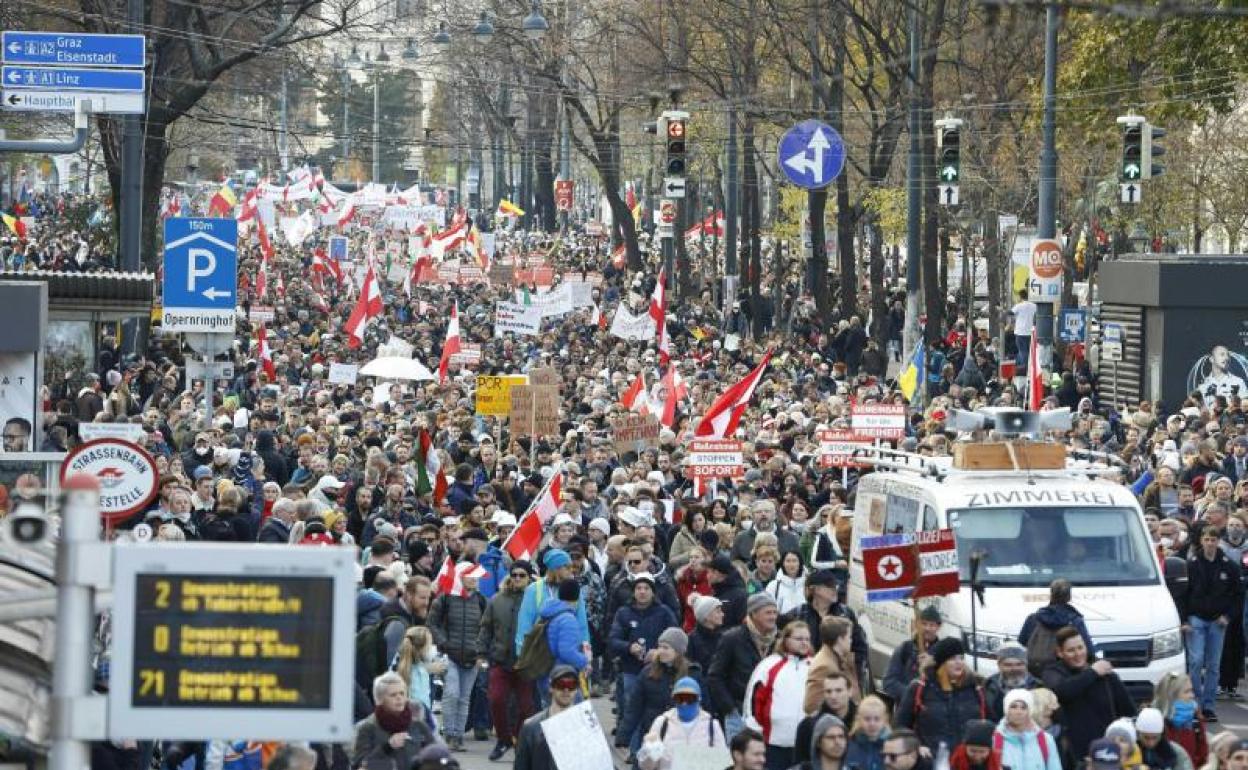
left=948, top=506, right=1159, bottom=587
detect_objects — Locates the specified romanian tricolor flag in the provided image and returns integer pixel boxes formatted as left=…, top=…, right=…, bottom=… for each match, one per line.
left=497, top=199, right=525, bottom=217
left=208, top=180, right=238, bottom=217
left=1, top=212, right=26, bottom=240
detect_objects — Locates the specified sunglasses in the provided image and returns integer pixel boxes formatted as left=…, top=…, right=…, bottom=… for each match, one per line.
left=883, top=753, right=914, bottom=761
left=510, top=573, right=530, bottom=580
left=551, top=679, right=579, bottom=692
left=672, top=694, right=698, bottom=705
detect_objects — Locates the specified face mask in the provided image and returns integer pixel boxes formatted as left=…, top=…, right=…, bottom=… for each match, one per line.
left=676, top=702, right=700, bottom=723
left=196, top=446, right=210, bottom=456
left=1172, top=700, right=1196, bottom=728
left=790, top=521, right=808, bottom=534
left=739, top=520, right=753, bottom=531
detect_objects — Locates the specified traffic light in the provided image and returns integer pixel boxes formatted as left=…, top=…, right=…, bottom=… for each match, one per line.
left=665, top=117, right=687, bottom=175
left=1143, top=122, right=1165, bottom=179
left=937, top=123, right=961, bottom=184
left=1121, top=122, right=1143, bottom=182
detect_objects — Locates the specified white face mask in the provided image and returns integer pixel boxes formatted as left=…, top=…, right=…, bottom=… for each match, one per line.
left=739, top=520, right=753, bottom=531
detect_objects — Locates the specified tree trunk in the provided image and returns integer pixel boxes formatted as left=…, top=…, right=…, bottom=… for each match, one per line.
left=836, top=173, right=856, bottom=319
left=100, top=114, right=168, bottom=271
left=809, top=188, right=832, bottom=324
left=743, top=116, right=764, bottom=338
left=868, top=215, right=889, bottom=347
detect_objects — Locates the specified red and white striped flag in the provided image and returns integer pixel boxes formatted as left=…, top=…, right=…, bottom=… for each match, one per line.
left=649, top=269, right=670, bottom=366
left=256, top=323, right=276, bottom=381
left=435, top=558, right=487, bottom=597
left=621, top=371, right=649, bottom=414
left=694, top=350, right=772, bottom=438
left=344, top=263, right=383, bottom=348
left=438, top=302, right=461, bottom=384
left=1028, top=333, right=1043, bottom=411
left=504, top=469, right=563, bottom=561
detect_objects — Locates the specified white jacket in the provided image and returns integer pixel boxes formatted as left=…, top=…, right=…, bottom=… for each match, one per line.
left=637, top=708, right=727, bottom=770
left=765, top=573, right=807, bottom=615
left=743, top=653, right=811, bottom=747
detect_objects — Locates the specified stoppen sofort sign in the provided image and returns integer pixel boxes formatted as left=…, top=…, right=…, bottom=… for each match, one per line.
left=861, top=529, right=959, bottom=603
left=686, top=439, right=745, bottom=480
left=60, top=438, right=158, bottom=525
left=108, top=543, right=355, bottom=741
left=850, top=404, right=906, bottom=440
left=817, top=430, right=873, bottom=468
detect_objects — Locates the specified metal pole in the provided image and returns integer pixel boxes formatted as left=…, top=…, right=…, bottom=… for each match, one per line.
left=342, top=69, right=351, bottom=166
left=724, top=105, right=738, bottom=311
left=120, top=0, right=144, bottom=271
left=279, top=66, right=289, bottom=175
left=372, top=70, right=381, bottom=185
left=903, top=0, right=922, bottom=358
left=49, top=479, right=102, bottom=770
left=1035, top=1, right=1060, bottom=354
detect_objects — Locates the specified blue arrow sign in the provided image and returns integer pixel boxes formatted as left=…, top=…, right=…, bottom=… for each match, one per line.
left=163, top=218, right=238, bottom=312
left=2, top=31, right=146, bottom=68
left=2, top=65, right=144, bottom=92
left=777, top=120, right=846, bottom=189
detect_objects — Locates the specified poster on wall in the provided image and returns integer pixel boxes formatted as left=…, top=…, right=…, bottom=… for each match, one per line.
left=1188, top=344, right=1248, bottom=407
left=0, top=353, right=38, bottom=453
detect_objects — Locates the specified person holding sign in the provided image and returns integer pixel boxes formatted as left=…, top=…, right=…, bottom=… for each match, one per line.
left=350, top=672, right=439, bottom=770
left=514, top=665, right=582, bottom=770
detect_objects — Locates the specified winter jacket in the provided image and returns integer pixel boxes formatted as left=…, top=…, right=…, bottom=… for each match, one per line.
left=541, top=600, right=590, bottom=671
left=514, top=708, right=558, bottom=770
left=895, top=673, right=989, bottom=754
left=687, top=624, right=722, bottom=676
left=993, top=722, right=1062, bottom=770
left=255, top=430, right=289, bottom=486
left=794, top=703, right=859, bottom=765
left=1140, top=735, right=1195, bottom=770
left=1165, top=719, right=1209, bottom=769
left=805, top=645, right=861, bottom=715
left=1019, top=604, right=1095, bottom=655
left=744, top=653, right=810, bottom=747
left=983, top=673, right=1039, bottom=721
left=883, top=638, right=924, bottom=704
left=782, top=602, right=867, bottom=665
left=349, top=707, right=437, bottom=770
left=609, top=601, right=679, bottom=675
left=675, top=569, right=713, bottom=632
left=707, top=624, right=766, bottom=718
left=1040, top=660, right=1135, bottom=767
left=845, top=729, right=890, bottom=770
left=667, top=526, right=702, bottom=570
left=446, top=480, right=476, bottom=515
left=256, top=516, right=291, bottom=544
left=637, top=707, right=726, bottom=770
left=628, top=661, right=703, bottom=749
left=605, top=559, right=682, bottom=629
left=479, top=579, right=526, bottom=666
left=731, top=526, right=801, bottom=564
left=713, top=569, right=750, bottom=627
left=514, top=577, right=589, bottom=656
left=428, top=591, right=486, bottom=667
left=1181, top=548, right=1243, bottom=621
left=764, top=573, right=807, bottom=615
left=949, top=742, right=1004, bottom=770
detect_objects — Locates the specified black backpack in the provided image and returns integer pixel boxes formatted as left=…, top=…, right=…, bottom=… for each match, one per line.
left=355, top=616, right=405, bottom=695
left=1025, top=621, right=1060, bottom=677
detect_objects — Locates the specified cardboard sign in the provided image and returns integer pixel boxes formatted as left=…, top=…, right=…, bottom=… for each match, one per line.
left=527, top=367, right=560, bottom=386
left=817, top=429, right=873, bottom=468
left=328, top=363, right=359, bottom=385
left=610, top=307, right=656, bottom=341
left=851, top=403, right=907, bottom=440
left=613, top=413, right=661, bottom=455
left=510, top=384, right=560, bottom=436
left=475, top=374, right=528, bottom=416
left=489, top=263, right=515, bottom=286
left=494, top=301, right=543, bottom=336
left=686, top=439, right=745, bottom=480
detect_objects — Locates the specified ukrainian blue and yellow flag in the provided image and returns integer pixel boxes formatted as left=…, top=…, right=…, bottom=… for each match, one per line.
left=898, top=340, right=925, bottom=403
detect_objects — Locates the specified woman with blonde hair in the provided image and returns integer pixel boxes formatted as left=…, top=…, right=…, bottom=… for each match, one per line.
left=1152, top=671, right=1209, bottom=768
left=392, top=626, right=446, bottom=724
left=1030, top=688, right=1060, bottom=741
left=844, top=695, right=890, bottom=770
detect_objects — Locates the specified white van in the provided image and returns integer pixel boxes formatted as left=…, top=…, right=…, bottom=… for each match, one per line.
left=846, top=448, right=1185, bottom=702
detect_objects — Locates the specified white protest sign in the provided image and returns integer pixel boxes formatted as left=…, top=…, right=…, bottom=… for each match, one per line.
left=517, top=284, right=574, bottom=318
left=79, top=422, right=146, bottom=444
left=328, top=363, right=359, bottom=385
left=564, top=279, right=595, bottom=308
left=540, top=701, right=613, bottom=770
left=671, top=744, right=732, bottom=770
left=610, top=307, right=656, bottom=341
left=494, top=301, right=544, bottom=336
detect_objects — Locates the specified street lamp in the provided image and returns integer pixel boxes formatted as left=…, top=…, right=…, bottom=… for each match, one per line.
left=522, top=0, right=549, bottom=40
left=401, top=38, right=418, bottom=61
left=432, top=21, right=451, bottom=45
left=473, top=12, right=495, bottom=42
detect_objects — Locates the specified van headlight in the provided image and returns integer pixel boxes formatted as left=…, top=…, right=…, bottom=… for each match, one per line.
left=1151, top=629, right=1183, bottom=660
left=963, top=630, right=1011, bottom=659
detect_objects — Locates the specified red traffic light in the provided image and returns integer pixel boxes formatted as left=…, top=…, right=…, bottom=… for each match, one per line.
left=667, top=120, right=685, bottom=139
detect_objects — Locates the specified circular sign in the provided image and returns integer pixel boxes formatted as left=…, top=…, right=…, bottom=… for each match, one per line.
left=1030, top=239, right=1063, bottom=279
left=60, top=438, right=159, bottom=525
left=776, top=119, right=846, bottom=190
left=877, top=555, right=905, bottom=582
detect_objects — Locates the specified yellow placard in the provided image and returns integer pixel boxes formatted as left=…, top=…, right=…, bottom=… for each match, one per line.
left=474, top=375, right=528, bottom=416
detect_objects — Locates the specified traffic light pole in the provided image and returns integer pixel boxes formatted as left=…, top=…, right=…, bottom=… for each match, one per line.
left=902, top=0, right=922, bottom=361
left=1035, top=1, right=1060, bottom=355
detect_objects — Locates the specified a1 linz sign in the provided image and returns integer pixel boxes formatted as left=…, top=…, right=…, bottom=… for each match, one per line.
left=61, top=438, right=159, bottom=524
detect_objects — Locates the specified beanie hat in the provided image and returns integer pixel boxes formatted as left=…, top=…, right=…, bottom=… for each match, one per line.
left=1105, top=717, right=1136, bottom=744
left=929, top=637, right=965, bottom=670
left=708, top=554, right=735, bottom=574
left=543, top=548, right=571, bottom=571
left=996, top=644, right=1027, bottom=663
left=557, top=578, right=580, bottom=602
left=407, top=539, right=431, bottom=563
left=1003, top=688, right=1034, bottom=713
left=919, top=605, right=942, bottom=624
left=964, top=720, right=995, bottom=748
left=746, top=592, right=778, bottom=616
left=657, top=627, right=689, bottom=656
left=690, top=593, right=723, bottom=625
left=1136, top=708, right=1165, bottom=735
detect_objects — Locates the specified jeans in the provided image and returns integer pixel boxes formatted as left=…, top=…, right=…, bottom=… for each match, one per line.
left=1016, top=335, right=1031, bottom=368
left=615, top=672, right=641, bottom=748
left=1187, top=616, right=1227, bottom=711
left=766, top=744, right=794, bottom=770
left=442, top=663, right=479, bottom=739
left=488, top=665, right=536, bottom=744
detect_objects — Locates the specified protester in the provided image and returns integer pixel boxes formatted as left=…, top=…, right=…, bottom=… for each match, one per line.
left=883, top=606, right=942, bottom=705
left=478, top=562, right=534, bottom=760
left=710, top=592, right=780, bottom=738
left=991, top=689, right=1060, bottom=770
left=805, top=616, right=861, bottom=715
left=743, top=620, right=814, bottom=770
left=514, top=665, right=581, bottom=770
left=350, top=672, right=439, bottom=770
left=844, top=695, right=891, bottom=770
left=1041, top=626, right=1136, bottom=768
left=1135, top=708, right=1195, bottom=770
left=637, top=677, right=727, bottom=770
left=895, top=638, right=988, bottom=754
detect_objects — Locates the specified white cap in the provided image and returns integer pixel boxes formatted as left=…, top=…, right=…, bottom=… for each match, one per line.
left=552, top=512, right=575, bottom=527
left=1135, top=708, right=1164, bottom=736
left=588, top=518, right=611, bottom=536
left=491, top=511, right=518, bottom=528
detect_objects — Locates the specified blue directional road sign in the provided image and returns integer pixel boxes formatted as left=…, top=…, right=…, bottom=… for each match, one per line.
left=328, top=235, right=348, bottom=261
left=2, top=32, right=146, bottom=68
left=1059, top=307, right=1087, bottom=343
left=162, top=218, right=238, bottom=334
left=777, top=120, right=846, bottom=189
left=2, top=66, right=144, bottom=92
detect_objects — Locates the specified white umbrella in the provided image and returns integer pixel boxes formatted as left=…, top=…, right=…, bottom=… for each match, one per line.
left=359, top=356, right=436, bottom=381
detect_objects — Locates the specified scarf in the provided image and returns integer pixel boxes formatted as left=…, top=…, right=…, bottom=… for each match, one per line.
left=746, top=616, right=777, bottom=657
left=374, top=703, right=413, bottom=734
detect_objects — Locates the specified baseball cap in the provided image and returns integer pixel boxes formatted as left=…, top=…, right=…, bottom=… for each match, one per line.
left=1088, top=739, right=1122, bottom=770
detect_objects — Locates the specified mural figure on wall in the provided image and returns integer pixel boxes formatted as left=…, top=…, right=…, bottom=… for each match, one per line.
left=1188, top=344, right=1248, bottom=406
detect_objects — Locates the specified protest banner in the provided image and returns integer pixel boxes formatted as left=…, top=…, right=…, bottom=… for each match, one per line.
left=494, top=301, right=543, bottom=336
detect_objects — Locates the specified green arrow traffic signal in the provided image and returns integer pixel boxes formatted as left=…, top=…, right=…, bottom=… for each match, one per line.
left=1122, top=124, right=1142, bottom=182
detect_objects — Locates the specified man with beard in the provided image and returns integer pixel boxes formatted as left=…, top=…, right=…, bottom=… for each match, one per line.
left=983, top=645, right=1038, bottom=720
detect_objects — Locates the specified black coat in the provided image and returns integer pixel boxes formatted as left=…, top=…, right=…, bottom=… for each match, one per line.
left=514, top=709, right=558, bottom=770
left=687, top=624, right=722, bottom=676
left=712, top=570, right=750, bottom=627
left=895, top=674, right=988, bottom=754
left=782, top=602, right=867, bottom=667
left=1040, top=660, right=1135, bottom=767
left=627, top=660, right=703, bottom=744
left=707, top=625, right=765, bottom=717
left=1182, top=548, right=1243, bottom=621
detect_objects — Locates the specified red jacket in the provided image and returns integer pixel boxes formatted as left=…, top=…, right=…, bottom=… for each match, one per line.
left=949, top=744, right=1003, bottom=770
left=675, top=568, right=712, bottom=632
left=1166, top=720, right=1208, bottom=768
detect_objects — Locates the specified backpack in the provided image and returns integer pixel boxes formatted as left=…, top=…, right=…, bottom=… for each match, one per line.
left=513, top=616, right=556, bottom=681
left=355, top=615, right=405, bottom=693
left=1024, top=621, right=1060, bottom=678
left=993, top=730, right=1051, bottom=765
left=659, top=715, right=716, bottom=746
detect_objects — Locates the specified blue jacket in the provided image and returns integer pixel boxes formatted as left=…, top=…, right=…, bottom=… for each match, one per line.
left=541, top=601, right=589, bottom=670
left=1019, top=603, right=1094, bottom=654
left=608, top=601, right=679, bottom=675
left=514, top=577, right=589, bottom=656
left=845, top=729, right=889, bottom=770
left=447, top=480, right=476, bottom=515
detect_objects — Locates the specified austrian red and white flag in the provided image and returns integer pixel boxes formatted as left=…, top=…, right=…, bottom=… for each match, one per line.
left=255, top=260, right=268, bottom=300
left=1028, top=333, right=1043, bottom=411
left=694, top=350, right=773, bottom=438
left=504, top=469, right=563, bottom=561
left=621, top=371, right=650, bottom=414
left=256, top=323, right=276, bottom=380
left=344, top=263, right=383, bottom=349
left=659, top=367, right=687, bottom=429
left=438, top=302, right=462, bottom=384
left=649, top=269, right=670, bottom=366
left=257, top=219, right=275, bottom=261
left=435, top=557, right=487, bottom=597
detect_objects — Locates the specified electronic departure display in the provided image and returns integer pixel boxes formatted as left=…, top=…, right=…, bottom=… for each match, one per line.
left=130, top=574, right=333, bottom=709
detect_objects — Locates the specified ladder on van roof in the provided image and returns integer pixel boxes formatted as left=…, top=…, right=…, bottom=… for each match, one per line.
left=850, top=445, right=1123, bottom=481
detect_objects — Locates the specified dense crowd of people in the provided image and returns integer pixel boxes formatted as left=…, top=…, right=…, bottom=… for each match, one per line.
left=16, top=196, right=1248, bottom=770
left=1, top=189, right=116, bottom=272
